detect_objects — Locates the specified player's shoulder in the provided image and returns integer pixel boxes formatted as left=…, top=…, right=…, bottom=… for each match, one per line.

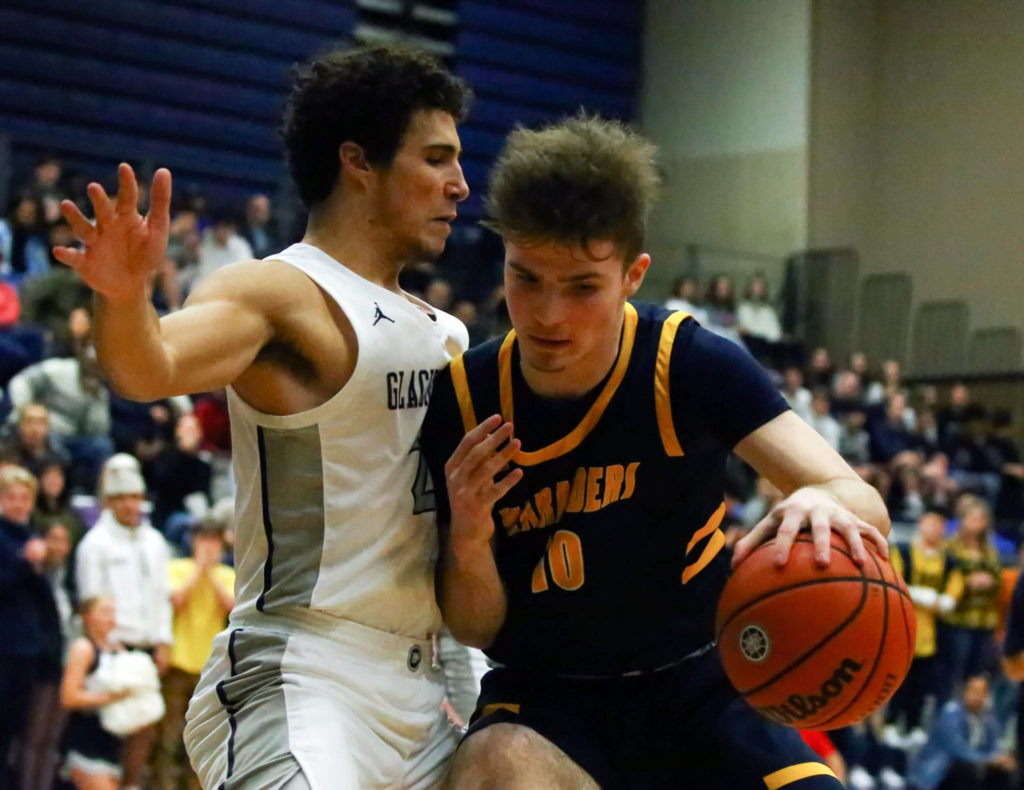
left=630, top=300, right=701, bottom=343
left=627, top=300, right=732, bottom=366
left=187, top=257, right=318, bottom=310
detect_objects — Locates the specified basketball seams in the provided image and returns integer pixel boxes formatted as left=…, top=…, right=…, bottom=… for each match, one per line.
left=718, top=534, right=914, bottom=721
left=731, top=571, right=870, bottom=697
left=716, top=536, right=911, bottom=636
left=812, top=548, right=892, bottom=728
left=716, top=576, right=907, bottom=638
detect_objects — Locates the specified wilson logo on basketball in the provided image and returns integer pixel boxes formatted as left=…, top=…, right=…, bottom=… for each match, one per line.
left=739, top=626, right=770, bottom=662
left=759, top=657, right=863, bottom=726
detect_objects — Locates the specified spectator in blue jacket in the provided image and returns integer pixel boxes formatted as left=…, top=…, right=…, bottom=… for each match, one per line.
left=907, top=674, right=1015, bottom=790
left=0, top=465, right=60, bottom=790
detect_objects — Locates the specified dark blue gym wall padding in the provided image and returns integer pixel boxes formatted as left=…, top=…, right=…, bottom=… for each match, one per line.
left=0, top=0, right=642, bottom=216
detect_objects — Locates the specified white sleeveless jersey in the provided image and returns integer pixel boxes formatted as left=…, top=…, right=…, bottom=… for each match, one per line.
left=227, top=243, right=468, bottom=638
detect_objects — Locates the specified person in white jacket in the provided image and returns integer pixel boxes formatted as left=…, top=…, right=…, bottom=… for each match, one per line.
left=75, top=453, right=171, bottom=790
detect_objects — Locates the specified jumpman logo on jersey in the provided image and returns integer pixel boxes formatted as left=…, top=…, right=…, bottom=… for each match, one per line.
left=373, top=302, right=395, bottom=326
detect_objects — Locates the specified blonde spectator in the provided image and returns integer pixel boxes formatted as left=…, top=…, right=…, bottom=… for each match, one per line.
left=60, top=597, right=132, bottom=790
left=938, top=496, right=1002, bottom=703
left=1, top=465, right=61, bottom=790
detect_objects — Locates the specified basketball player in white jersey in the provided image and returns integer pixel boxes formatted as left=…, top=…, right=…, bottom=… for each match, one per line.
left=54, top=44, right=473, bottom=789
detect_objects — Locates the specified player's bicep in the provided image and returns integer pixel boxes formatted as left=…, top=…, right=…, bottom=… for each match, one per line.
left=734, top=410, right=862, bottom=496
left=158, top=269, right=275, bottom=396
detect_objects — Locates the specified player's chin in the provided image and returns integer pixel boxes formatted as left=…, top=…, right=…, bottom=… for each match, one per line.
left=416, top=237, right=448, bottom=262
left=521, top=349, right=568, bottom=372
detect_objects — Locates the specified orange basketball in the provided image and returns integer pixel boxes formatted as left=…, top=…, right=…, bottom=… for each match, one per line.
left=715, top=531, right=915, bottom=730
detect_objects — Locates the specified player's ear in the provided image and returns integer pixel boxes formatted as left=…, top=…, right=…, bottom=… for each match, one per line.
left=622, top=253, right=651, bottom=297
left=339, top=142, right=373, bottom=189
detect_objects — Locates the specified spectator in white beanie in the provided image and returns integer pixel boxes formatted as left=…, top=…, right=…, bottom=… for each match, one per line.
left=75, top=453, right=171, bottom=789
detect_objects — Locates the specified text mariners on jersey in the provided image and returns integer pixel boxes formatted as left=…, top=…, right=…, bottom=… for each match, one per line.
left=386, top=369, right=438, bottom=411
left=498, top=462, right=641, bottom=536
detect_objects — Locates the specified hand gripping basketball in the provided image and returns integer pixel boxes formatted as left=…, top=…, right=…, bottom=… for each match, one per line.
left=716, top=531, right=915, bottom=730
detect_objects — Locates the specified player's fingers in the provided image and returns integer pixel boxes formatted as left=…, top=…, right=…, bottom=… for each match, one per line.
left=809, top=507, right=833, bottom=566
left=838, top=522, right=869, bottom=565
left=478, top=438, right=520, bottom=482
left=115, top=163, right=139, bottom=216
left=446, top=414, right=503, bottom=471
left=462, top=422, right=515, bottom=471
left=491, top=467, right=524, bottom=501
left=60, top=201, right=98, bottom=244
left=52, top=246, right=85, bottom=269
left=147, top=167, right=172, bottom=237
left=860, top=521, right=890, bottom=557
left=731, top=511, right=778, bottom=568
left=87, top=182, right=115, bottom=228
left=773, top=510, right=806, bottom=566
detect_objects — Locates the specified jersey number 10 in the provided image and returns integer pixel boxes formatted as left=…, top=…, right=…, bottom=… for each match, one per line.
left=531, top=530, right=585, bottom=593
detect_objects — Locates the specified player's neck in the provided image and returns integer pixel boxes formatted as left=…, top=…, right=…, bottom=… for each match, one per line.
left=304, top=201, right=406, bottom=292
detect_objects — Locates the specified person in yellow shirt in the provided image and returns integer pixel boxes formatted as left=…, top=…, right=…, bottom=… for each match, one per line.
left=888, top=511, right=957, bottom=742
left=153, top=516, right=234, bottom=790
left=938, top=495, right=1003, bottom=706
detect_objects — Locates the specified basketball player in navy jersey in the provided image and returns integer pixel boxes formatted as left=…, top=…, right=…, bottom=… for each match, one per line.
left=420, top=115, right=891, bottom=789
left=55, top=45, right=476, bottom=790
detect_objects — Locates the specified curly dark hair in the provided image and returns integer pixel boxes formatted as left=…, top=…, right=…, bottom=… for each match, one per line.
left=482, top=113, right=660, bottom=262
left=281, top=43, right=472, bottom=207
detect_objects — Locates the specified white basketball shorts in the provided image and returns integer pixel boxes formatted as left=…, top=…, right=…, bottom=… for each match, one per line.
left=184, top=612, right=460, bottom=789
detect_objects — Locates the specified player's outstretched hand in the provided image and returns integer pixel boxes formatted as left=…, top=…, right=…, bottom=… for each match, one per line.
left=53, top=163, right=172, bottom=302
left=444, top=414, right=522, bottom=545
left=731, top=486, right=888, bottom=569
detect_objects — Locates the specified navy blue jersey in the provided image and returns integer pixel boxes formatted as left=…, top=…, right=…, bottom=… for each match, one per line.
left=421, top=301, right=788, bottom=676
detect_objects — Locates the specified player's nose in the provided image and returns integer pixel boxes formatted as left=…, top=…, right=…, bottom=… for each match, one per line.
left=447, top=162, right=469, bottom=203
left=531, top=290, right=564, bottom=327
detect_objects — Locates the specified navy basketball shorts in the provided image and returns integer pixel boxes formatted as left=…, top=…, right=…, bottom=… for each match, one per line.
left=465, top=648, right=842, bottom=789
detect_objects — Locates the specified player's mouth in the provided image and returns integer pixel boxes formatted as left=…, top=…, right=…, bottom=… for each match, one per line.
left=527, top=335, right=571, bottom=350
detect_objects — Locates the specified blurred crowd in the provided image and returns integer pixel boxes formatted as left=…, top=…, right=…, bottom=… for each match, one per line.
left=670, top=272, right=1024, bottom=789
left=3, top=156, right=1024, bottom=790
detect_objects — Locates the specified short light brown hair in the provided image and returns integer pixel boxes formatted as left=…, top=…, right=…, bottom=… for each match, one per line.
left=483, top=113, right=660, bottom=262
left=0, top=465, right=38, bottom=496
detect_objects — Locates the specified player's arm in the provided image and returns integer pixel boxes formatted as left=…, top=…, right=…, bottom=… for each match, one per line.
left=433, top=414, right=522, bottom=649
left=94, top=262, right=283, bottom=399
left=731, top=410, right=890, bottom=567
left=54, top=164, right=275, bottom=400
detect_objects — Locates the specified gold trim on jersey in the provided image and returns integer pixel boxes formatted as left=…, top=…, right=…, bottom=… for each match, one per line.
left=497, top=303, right=640, bottom=467
left=682, top=502, right=726, bottom=584
left=450, top=353, right=477, bottom=433
left=763, top=762, right=838, bottom=789
left=481, top=703, right=520, bottom=717
left=655, top=311, right=691, bottom=457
